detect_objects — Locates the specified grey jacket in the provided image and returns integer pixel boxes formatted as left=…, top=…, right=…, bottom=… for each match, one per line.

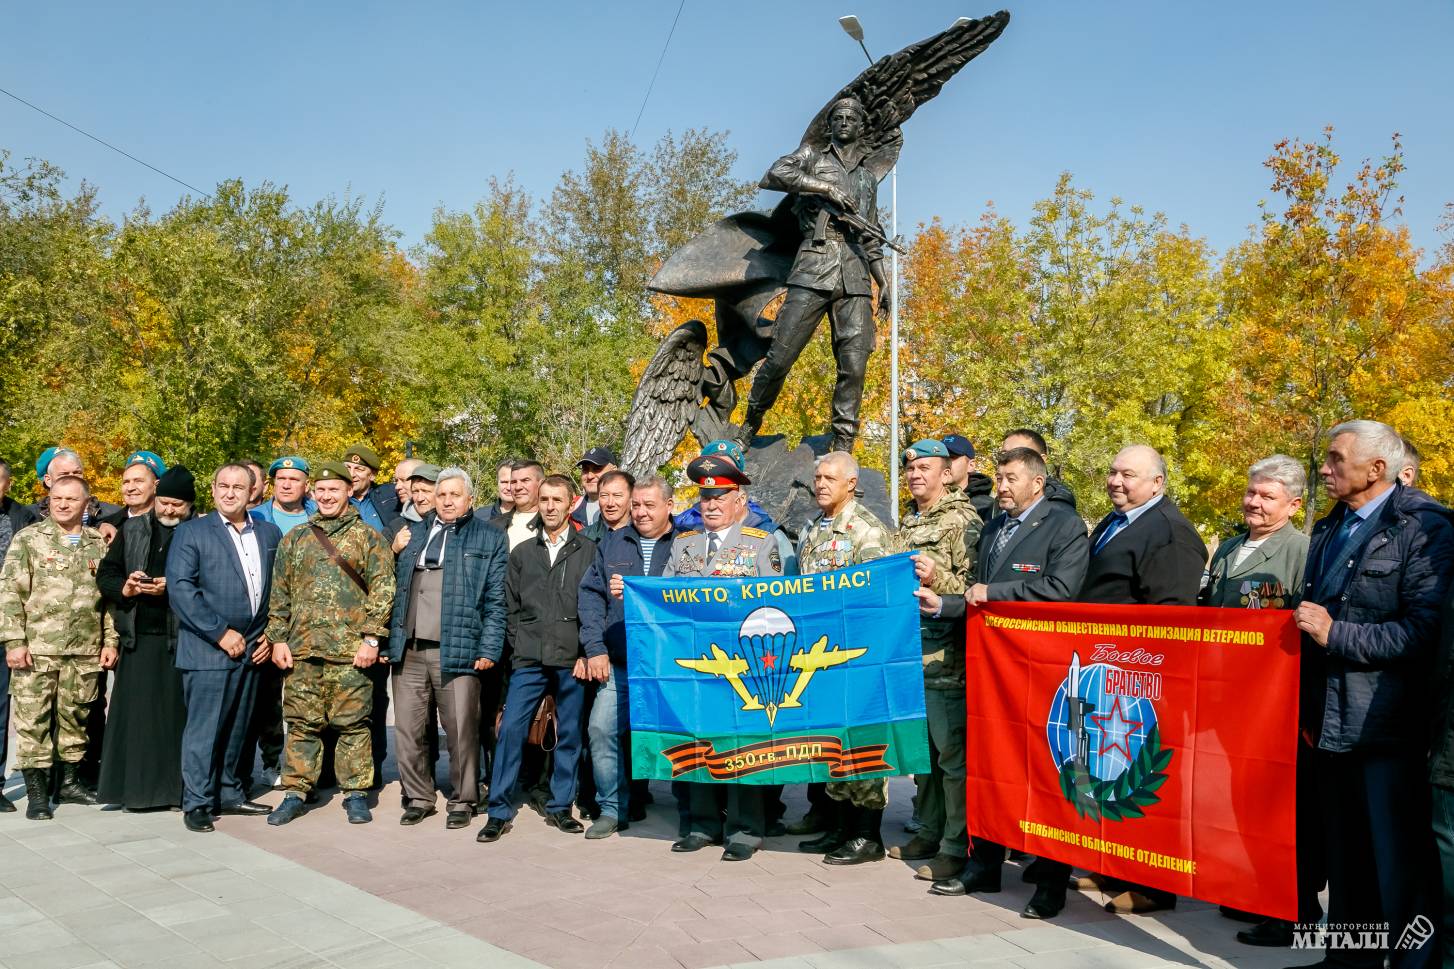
left=1200, top=523, right=1308, bottom=609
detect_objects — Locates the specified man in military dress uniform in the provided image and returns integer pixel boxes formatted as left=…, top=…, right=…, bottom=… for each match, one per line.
left=265, top=463, right=395, bottom=827
left=887, top=439, right=982, bottom=883
left=0, top=475, right=117, bottom=820
left=793, top=451, right=892, bottom=864
left=665, top=454, right=785, bottom=861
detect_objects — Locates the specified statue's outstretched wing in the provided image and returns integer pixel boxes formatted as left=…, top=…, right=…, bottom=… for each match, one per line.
left=801, top=11, right=1010, bottom=181
left=620, top=320, right=709, bottom=476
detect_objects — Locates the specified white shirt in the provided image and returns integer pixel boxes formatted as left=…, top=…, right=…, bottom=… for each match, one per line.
left=506, top=512, right=537, bottom=552
left=223, top=515, right=264, bottom=615
left=543, top=528, right=570, bottom=565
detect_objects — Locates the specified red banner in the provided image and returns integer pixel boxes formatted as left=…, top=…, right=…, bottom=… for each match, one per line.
left=965, top=602, right=1299, bottom=920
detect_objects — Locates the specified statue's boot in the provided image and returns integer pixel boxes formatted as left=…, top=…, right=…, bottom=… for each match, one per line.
left=701, top=354, right=738, bottom=425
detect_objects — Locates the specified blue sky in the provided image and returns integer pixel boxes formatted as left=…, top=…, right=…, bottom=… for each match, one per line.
left=4, top=1, right=1451, bottom=259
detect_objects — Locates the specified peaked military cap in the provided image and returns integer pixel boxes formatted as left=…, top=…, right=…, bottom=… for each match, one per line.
left=688, top=454, right=750, bottom=497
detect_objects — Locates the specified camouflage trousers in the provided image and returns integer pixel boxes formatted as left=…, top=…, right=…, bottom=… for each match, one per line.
left=827, top=778, right=888, bottom=809
left=8, top=653, right=101, bottom=769
left=281, top=659, right=373, bottom=794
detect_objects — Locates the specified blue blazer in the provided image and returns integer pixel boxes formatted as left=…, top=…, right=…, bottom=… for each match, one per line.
left=167, top=512, right=283, bottom=671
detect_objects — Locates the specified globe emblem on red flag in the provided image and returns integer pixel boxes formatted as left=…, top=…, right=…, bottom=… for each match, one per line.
left=1044, top=650, right=1173, bottom=822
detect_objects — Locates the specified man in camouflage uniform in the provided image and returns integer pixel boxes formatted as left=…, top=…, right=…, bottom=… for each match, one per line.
left=265, top=462, right=395, bottom=826
left=0, top=475, right=117, bottom=820
left=886, top=439, right=982, bottom=882
left=791, top=451, right=893, bottom=864
left=665, top=453, right=786, bottom=861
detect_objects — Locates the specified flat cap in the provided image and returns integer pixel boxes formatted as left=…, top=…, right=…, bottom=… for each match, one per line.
left=408, top=463, right=441, bottom=483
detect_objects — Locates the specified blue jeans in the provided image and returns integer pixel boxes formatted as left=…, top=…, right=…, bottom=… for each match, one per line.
left=588, top=664, right=629, bottom=821
left=487, top=663, right=584, bottom=821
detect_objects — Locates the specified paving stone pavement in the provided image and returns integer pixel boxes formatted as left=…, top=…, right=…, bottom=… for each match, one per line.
left=0, top=768, right=1323, bottom=969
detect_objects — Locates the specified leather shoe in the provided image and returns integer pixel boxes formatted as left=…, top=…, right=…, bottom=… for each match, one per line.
left=721, top=843, right=755, bottom=862
left=1237, top=918, right=1295, bottom=948
left=888, top=836, right=940, bottom=861
left=1105, top=891, right=1171, bottom=914
left=764, top=819, right=787, bottom=837
left=627, top=803, right=648, bottom=823
left=267, top=795, right=306, bottom=826
left=823, top=837, right=884, bottom=866
left=798, top=829, right=846, bottom=854
left=342, top=794, right=372, bottom=824
left=1021, top=883, right=1066, bottom=919
left=929, top=867, right=999, bottom=896
left=785, top=812, right=824, bottom=835
left=476, top=817, right=512, bottom=843
left=446, top=809, right=474, bottom=830
left=670, top=833, right=720, bottom=853
left=546, top=811, right=584, bottom=834
left=400, top=806, right=436, bottom=826
left=183, top=807, right=215, bottom=833
left=219, top=800, right=271, bottom=816
left=0, top=791, right=15, bottom=813
left=914, top=853, right=968, bottom=881
left=585, top=816, right=621, bottom=840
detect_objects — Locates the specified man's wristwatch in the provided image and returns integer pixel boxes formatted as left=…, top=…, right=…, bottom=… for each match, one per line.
left=361, top=636, right=379, bottom=649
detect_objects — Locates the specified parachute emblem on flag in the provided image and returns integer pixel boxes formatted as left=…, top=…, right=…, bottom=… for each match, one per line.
left=675, top=606, right=867, bottom=726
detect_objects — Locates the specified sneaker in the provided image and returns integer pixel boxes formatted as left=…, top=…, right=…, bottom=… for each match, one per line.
left=267, top=794, right=307, bottom=827
left=343, top=794, right=373, bottom=824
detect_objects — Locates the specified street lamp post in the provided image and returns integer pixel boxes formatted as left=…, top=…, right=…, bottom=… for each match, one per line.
left=838, top=15, right=900, bottom=524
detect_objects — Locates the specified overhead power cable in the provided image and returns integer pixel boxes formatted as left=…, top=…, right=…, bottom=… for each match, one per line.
left=0, top=83, right=212, bottom=198
left=629, top=0, right=687, bottom=140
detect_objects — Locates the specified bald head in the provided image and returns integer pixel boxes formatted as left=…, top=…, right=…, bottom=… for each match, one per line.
left=1106, top=445, right=1167, bottom=512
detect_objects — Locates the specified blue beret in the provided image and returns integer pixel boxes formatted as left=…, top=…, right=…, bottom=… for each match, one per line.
left=902, top=439, right=950, bottom=464
left=700, top=438, right=745, bottom=470
left=35, top=446, right=59, bottom=479
left=124, top=450, right=167, bottom=477
left=268, top=456, right=310, bottom=477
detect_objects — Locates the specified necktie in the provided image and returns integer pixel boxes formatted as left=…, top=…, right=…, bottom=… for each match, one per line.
left=1320, top=512, right=1360, bottom=578
left=707, top=532, right=721, bottom=561
left=421, top=524, right=448, bottom=569
left=1093, top=512, right=1128, bottom=556
left=986, top=517, right=1020, bottom=577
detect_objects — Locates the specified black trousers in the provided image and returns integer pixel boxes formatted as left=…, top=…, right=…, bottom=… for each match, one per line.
left=1318, top=748, right=1440, bottom=969
left=969, top=837, right=1070, bottom=889
left=686, top=782, right=782, bottom=849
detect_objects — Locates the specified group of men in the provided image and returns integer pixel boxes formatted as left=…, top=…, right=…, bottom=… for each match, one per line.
left=1, top=419, right=1451, bottom=967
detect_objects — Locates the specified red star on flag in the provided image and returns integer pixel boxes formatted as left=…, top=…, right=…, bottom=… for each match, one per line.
left=1091, top=696, right=1143, bottom=763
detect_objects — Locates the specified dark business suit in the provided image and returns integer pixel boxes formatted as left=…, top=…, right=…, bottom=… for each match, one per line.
left=167, top=512, right=282, bottom=812
left=1080, top=494, right=1204, bottom=910
left=943, top=495, right=1090, bottom=890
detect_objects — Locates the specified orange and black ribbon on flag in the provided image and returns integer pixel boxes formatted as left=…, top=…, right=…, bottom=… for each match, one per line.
left=662, top=735, right=893, bottom=779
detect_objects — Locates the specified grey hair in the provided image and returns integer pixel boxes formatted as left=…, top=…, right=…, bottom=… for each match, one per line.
left=815, top=451, right=859, bottom=476
left=49, top=448, right=83, bottom=472
left=633, top=475, right=674, bottom=503
left=436, top=466, right=473, bottom=495
left=1329, top=420, right=1404, bottom=482
left=1248, top=454, right=1306, bottom=501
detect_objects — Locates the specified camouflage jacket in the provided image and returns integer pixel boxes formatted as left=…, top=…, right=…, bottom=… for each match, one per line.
left=266, top=508, right=395, bottom=663
left=891, top=488, right=982, bottom=689
left=0, top=517, right=116, bottom=656
left=797, top=500, right=891, bottom=573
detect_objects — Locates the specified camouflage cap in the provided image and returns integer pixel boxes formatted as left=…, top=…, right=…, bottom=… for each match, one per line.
left=342, top=445, right=380, bottom=471
left=124, top=450, right=167, bottom=477
left=902, top=439, right=950, bottom=464
left=268, top=456, right=310, bottom=477
left=313, top=461, right=351, bottom=482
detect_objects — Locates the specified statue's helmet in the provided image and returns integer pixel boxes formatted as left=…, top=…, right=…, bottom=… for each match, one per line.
left=827, top=96, right=869, bottom=127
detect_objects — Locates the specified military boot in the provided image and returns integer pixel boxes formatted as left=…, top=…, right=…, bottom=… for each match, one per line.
left=56, top=763, right=98, bottom=805
left=22, top=768, right=53, bottom=820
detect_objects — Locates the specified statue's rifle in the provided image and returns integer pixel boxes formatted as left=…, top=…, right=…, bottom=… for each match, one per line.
left=813, top=201, right=907, bottom=256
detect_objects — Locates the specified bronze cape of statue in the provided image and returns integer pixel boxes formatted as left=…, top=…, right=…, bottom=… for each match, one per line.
left=621, top=11, right=1010, bottom=477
